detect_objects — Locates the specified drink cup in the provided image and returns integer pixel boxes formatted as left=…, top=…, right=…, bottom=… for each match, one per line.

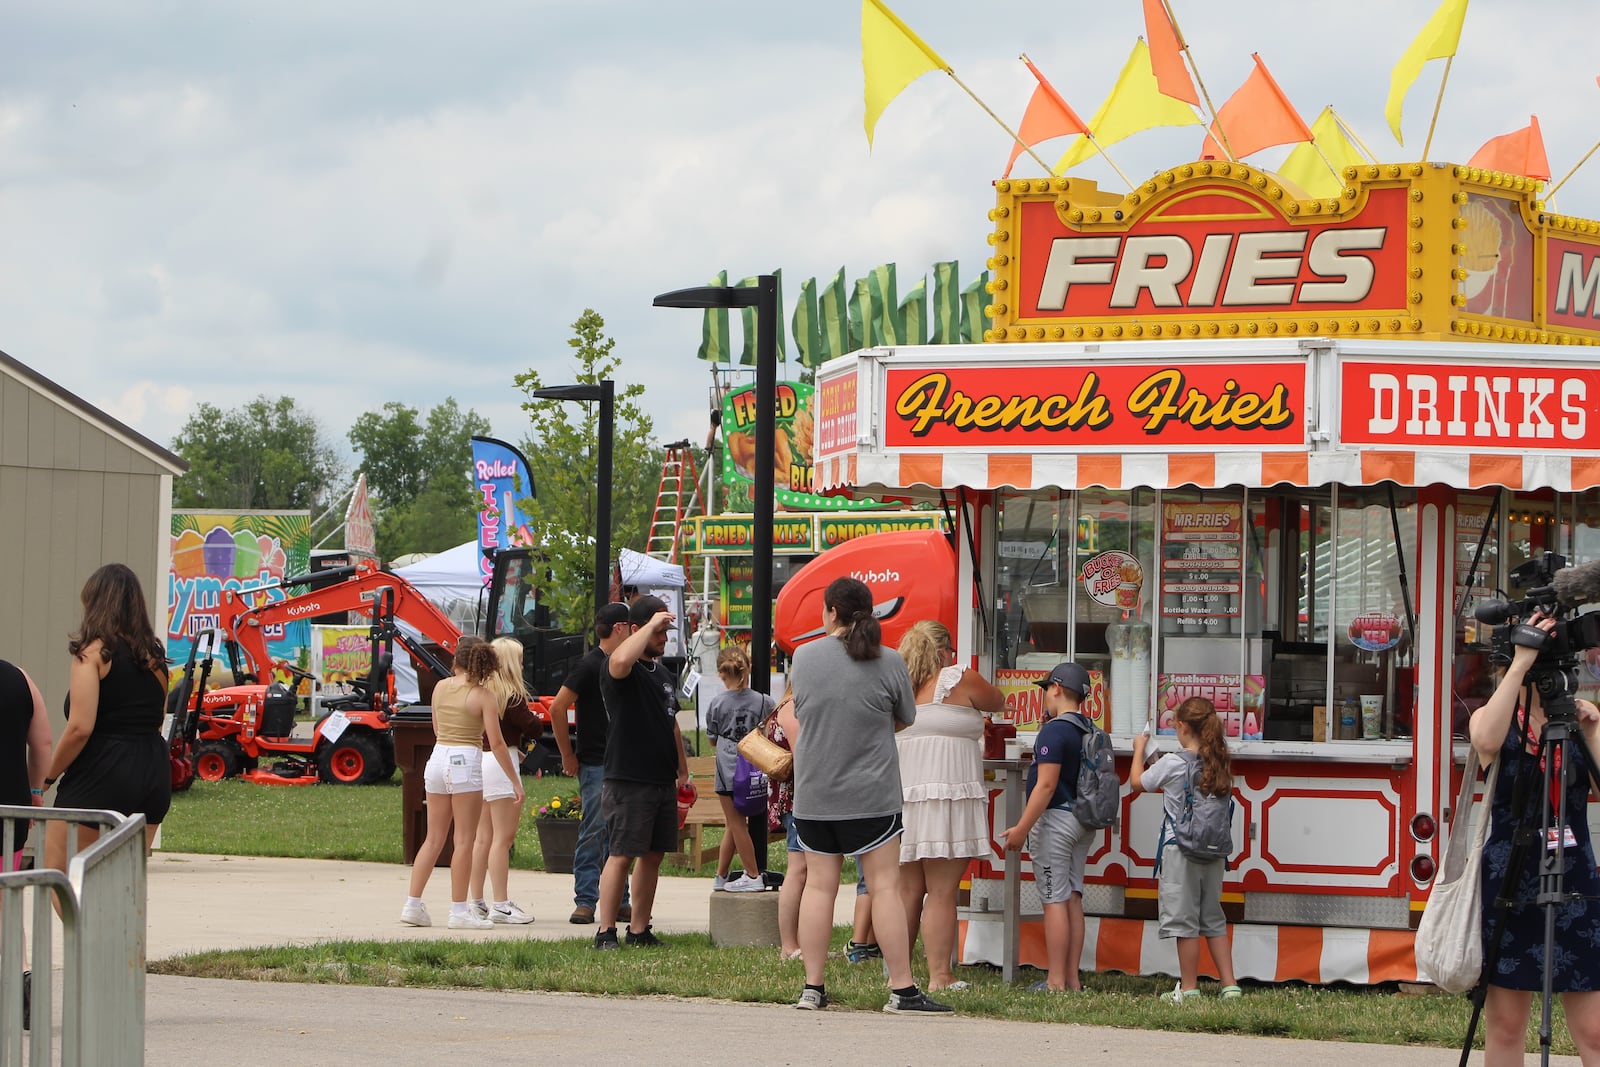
left=1360, top=695, right=1383, bottom=738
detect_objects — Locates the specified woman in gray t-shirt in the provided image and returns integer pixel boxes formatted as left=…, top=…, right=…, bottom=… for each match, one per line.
left=788, top=577, right=950, bottom=1016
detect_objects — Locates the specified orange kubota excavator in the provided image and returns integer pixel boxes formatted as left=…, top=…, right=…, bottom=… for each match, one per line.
left=167, top=559, right=465, bottom=788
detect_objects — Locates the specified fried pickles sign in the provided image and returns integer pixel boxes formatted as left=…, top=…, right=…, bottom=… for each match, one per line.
left=884, top=362, right=1305, bottom=448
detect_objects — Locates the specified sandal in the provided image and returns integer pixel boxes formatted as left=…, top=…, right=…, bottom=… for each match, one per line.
left=780, top=949, right=804, bottom=962
left=931, top=980, right=970, bottom=992
left=1160, top=982, right=1202, bottom=1004
left=1220, top=985, right=1242, bottom=999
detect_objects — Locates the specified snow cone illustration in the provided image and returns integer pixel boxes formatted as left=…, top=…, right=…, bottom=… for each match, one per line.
left=232, top=529, right=261, bottom=578
left=173, top=529, right=206, bottom=578
left=201, top=527, right=237, bottom=576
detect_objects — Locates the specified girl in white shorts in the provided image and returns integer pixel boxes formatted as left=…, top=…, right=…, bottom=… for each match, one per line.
left=1130, top=696, right=1239, bottom=1003
left=467, top=638, right=538, bottom=924
left=402, top=639, right=523, bottom=930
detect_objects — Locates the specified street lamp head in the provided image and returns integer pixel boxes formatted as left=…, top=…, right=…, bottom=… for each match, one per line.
left=653, top=285, right=762, bottom=310
left=529, top=384, right=605, bottom=403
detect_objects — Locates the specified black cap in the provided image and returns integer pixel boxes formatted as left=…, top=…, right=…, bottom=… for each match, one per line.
left=1034, top=662, right=1090, bottom=698
left=629, top=595, right=669, bottom=627
left=595, top=602, right=630, bottom=627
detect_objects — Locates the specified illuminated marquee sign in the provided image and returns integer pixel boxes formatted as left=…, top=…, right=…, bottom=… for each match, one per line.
left=985, top=162, right=1600, bottom=346
left=883, top=361, right=1306, bottom=449
left=1339, top=360, right=1600, bottom=449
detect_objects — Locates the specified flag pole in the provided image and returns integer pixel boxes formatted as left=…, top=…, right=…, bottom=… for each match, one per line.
left=1330, top=107, right=1382, bottom=163
left=1421, top=55, right=1454, bottom=161
left=1548, top=136, right=1600, bottom=200
left=1312, top=143, right=1346, bottom=189
left=1160, top=0, right=1234, bottom=162
left=942, top=68, right=1055, bottom=175
left=1018, top=53, right=1136, bottom=190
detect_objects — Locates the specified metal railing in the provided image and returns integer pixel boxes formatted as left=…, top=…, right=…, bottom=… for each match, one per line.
left=0, top=807, right=147, bottom=1067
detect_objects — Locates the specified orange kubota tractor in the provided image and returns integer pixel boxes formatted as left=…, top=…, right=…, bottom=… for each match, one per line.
left=167, top=560, right=464, bottom=788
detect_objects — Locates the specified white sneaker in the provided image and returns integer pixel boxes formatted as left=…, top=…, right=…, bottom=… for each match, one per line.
left=447, top=910, right=495, bottom=930
left=712, top=874, right=728, bottom=890
left=469, top=900, right=489, bottom=921
left=490, top=902, right=535, bottom=925
left=725, top=873, right=766, bottom=893
left=400, top=901, right=431, bottom=927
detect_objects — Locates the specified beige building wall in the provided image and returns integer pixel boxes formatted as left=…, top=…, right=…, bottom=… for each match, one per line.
left=0, top=353, right=183, bottom=721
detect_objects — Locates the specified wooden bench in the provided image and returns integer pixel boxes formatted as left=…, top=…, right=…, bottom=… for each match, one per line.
left=670, top=755, right=726, bottom=869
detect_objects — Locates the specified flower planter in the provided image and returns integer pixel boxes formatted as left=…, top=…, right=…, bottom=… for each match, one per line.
left=536, top=816, right=580, bottom=874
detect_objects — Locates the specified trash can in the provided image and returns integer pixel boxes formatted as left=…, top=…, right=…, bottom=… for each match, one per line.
left=391, top=706, right=450, bottom=867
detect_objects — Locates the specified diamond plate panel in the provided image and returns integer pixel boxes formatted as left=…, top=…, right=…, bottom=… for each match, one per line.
left=1243, top=891, right=1410, bottom=929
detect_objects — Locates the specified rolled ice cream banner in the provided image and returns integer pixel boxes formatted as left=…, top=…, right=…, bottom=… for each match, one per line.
left=168, top=511, right=312, bottom=666
left=470, top=435, right=537, bottom=584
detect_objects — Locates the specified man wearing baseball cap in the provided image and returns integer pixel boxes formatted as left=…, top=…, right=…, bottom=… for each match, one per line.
left=593, top=595, right=690, bottom=950
left=998, top=661, right=1094, bottom=992
left=548, top=602, right=634, bottom=925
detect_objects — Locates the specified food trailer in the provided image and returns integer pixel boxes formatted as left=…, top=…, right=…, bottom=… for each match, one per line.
left=809, top=160, right=1600, bottom=984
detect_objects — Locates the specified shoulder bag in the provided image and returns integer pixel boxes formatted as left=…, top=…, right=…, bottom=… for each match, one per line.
left=1414, top=744, right=1498, bottom=994
left=737, top=726, right=793, bottom=783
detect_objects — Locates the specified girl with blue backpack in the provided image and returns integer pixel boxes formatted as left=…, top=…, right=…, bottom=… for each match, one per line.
left=1130, top=696, right=1240, bottom=1004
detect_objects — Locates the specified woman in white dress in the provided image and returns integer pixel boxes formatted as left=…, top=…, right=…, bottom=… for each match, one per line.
left=895, top=621, right=1004, bottom=992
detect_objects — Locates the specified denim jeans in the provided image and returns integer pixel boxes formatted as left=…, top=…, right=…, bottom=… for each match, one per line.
left=575, top=763, right=626, bottom=909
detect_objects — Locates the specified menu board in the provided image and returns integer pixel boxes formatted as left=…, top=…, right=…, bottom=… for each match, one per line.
left=1160, top=502, right=1244, bottom=629
left=1454, top=503, right=1496, bottom=611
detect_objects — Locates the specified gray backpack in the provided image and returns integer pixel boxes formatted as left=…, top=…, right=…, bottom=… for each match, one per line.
left=1064, top=713, right=1120, bottom=830
left=1166, top=751, right=1234, bottom=863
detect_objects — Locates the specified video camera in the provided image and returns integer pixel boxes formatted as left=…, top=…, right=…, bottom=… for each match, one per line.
left=1473, top=552, right=1600, bottom=671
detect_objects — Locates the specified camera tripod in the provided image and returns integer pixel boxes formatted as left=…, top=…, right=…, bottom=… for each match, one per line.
left=1458, top=667, right=1600, bottom=1067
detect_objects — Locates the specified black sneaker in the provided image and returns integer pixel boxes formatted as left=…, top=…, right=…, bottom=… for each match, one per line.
left=624, top=925, right=663, bottom=947
left=592, top=928, right=620, bottom=951
left=883, top=990, right=954, bottom=1015
left=846, top=940, right=883, bottom=963
left=795, top=987, right=829, bottom=1010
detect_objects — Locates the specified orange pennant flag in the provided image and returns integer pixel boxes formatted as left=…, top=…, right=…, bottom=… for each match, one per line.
left=1143, top=0, right=1199, bottom=105
left=1468, top=115, right=1550, bottom=181
left=1200, top=53, right=1313, bottom=160
left=1004, top=58, right=1090, bottom=177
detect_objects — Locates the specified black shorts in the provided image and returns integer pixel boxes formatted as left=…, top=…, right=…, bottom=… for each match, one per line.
left=602, top=779, right=678, bottom=858
left=793, top=813, right=903, bottom=857
left=55, top=733, right=172, bottom=825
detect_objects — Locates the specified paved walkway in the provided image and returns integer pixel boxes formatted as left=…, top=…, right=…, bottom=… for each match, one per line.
left=121, top=852, right=1569, bottom=1065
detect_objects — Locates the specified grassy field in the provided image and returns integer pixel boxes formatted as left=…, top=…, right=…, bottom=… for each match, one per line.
left=148, top=930, right=1570, bottom=1055
left=159, top=770, right=814, bottom=877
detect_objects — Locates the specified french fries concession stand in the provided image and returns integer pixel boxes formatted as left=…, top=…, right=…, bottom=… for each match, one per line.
left=812, top=161, right=1600, bottom=984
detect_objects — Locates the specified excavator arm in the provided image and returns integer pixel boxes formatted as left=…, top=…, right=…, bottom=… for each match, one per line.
left=217, top=559, right=463, bottom=687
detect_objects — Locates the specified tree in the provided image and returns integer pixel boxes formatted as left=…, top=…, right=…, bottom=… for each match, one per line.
left=171, top=395, right=342, bottom=511
left=347, top=397, right=492, bottom=559
left=514, top=309, right=663, bottom=629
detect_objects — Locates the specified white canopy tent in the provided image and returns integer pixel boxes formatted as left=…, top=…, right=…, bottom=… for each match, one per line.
left=388, top=540, right=489, bottom=702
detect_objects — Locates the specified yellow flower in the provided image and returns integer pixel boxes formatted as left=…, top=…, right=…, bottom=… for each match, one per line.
left=551, top=798, right=562, bottom=809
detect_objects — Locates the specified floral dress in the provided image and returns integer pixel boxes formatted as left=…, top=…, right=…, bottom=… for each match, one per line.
left=1479, top=718, right=1600, bottom=991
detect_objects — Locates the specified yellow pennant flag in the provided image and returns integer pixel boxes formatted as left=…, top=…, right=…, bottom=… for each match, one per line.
left=1278, top=107, right=1367, bottom=199
left=1056, top=39, right=1201, bottom=173
left=1385, top=0, right=1469, bottom=145
left=862, top=0, right=949, bottom=147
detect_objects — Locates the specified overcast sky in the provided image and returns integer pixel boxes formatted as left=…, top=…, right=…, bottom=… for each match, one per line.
left=5, top=0, right=1596, bottom=479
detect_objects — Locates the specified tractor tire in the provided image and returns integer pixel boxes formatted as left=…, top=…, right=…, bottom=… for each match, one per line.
left=193, top=740, right=243, bottom=782
left=319, top=730, right=383, bottom=785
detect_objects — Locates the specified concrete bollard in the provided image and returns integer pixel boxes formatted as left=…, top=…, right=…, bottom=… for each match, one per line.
left=708, top=889, right=781, bottom=947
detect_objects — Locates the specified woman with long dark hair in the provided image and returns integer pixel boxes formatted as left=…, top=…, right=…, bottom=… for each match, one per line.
left=44, top=563, right=172, bottom=864
left=789, top=577, right=951, bottom=1015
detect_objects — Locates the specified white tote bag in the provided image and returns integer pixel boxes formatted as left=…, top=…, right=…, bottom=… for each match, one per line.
left=1415, top=746, right=1499, bottom=994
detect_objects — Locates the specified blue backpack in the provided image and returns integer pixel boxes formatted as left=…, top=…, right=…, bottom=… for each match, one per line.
left=1162, top=751, right=1234, bottom=864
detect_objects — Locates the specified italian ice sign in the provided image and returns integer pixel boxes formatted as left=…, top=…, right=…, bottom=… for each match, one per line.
left=168, top=511, right=312, bottom=665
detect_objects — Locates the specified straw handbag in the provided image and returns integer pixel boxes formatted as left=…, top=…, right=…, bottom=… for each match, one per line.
left=1415, top=745, right=1498, bottom=994
left=737, top=727, right=793, bottom=783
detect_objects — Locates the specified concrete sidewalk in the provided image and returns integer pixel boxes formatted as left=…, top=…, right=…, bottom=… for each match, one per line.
left=125, top=852, right=1571, bottom=1065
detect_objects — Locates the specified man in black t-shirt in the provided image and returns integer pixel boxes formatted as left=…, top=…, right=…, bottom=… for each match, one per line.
left=548, top=603, right=633, bottom=924
left=592, top=596, right=689, bottom=950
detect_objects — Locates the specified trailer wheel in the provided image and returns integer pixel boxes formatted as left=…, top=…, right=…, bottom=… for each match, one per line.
left=194, top=741, right=242, bottom=781
left=319, top=731, right=382, bottom=785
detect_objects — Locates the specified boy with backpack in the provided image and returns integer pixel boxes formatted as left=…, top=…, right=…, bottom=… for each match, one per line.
left=1130, top=695, right=1240, bottom=1004
left=998, top=662, right=1118, bottom=992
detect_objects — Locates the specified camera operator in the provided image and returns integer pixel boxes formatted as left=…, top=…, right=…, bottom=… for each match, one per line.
left=1468, top=611, right=1600, bottom=1064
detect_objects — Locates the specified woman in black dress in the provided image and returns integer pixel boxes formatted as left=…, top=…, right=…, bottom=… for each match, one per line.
left=44, top=563, right=172, bottom=864
left=1469, top=612, right=1600, bottom=1064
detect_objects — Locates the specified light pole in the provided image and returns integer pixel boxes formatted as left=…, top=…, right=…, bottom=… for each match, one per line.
left=653, top=276, right=777, bottom=696
left=529, top=381, right=614, bottom=621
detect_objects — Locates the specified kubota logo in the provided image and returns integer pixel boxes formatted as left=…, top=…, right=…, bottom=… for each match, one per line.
left=285, top=602, right=322, bottom=617
left=851, top=568, right=900, bottom=584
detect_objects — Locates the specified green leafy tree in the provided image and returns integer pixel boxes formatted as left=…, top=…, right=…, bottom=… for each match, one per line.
left=514, top=309, right=663, bottom=629
left=171, top=395, right=342, bottom=511
left=347, top=397, right=491, bottom=559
